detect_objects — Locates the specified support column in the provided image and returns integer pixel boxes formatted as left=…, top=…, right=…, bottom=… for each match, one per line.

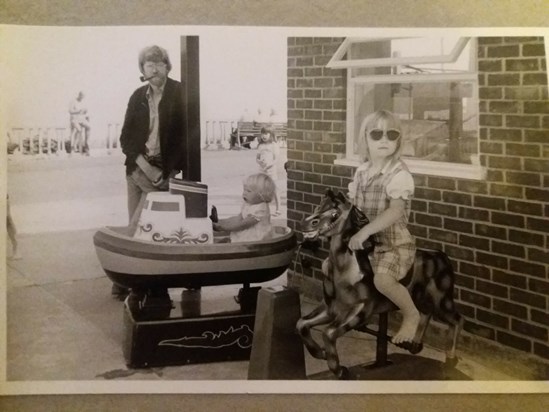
left=180, top=36, right=201, bottom=182
left=248, top=286, right=306, bottom=380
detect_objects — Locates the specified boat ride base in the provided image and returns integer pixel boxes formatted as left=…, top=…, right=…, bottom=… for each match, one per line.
left=122, top=286, right=260, bottom=368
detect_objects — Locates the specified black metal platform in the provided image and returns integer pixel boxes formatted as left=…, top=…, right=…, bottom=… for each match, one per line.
left=123, top=286, right=260, bottom=368
left=308, top=353, right=472, bottom=380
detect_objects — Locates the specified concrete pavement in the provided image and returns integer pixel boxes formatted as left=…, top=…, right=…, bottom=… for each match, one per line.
left=4, top=148, right=526, bottom=386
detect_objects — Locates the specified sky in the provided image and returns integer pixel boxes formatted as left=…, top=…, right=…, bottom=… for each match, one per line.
left=1, top=26, right=287, bottom=145
left=2, top=26, right=547, bottom=148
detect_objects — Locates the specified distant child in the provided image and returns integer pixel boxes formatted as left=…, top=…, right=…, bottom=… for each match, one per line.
left=6, top=196, right=21, bottom=260
left=256, top=127, right=280, bottom=216
left=212, top=173, right=276, bottom=243
left=347, top=110, right=418, bottom=346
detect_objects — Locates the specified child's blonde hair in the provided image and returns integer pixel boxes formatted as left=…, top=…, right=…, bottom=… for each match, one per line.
left=357, top=110, right=404, bottom=162
left=244, top=173, right=276, bottom=203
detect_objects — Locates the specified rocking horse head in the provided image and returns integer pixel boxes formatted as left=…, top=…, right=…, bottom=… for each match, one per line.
left=301, top=190, right=370, bottom=246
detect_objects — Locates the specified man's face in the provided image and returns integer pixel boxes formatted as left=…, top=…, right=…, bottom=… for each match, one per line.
left=143, top=60, right=168, bottom=87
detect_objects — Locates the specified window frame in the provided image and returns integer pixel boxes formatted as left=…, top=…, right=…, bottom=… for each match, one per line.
left=331, top=37, right=486, bottom=180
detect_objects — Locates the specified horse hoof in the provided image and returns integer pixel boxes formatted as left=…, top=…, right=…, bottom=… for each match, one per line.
left=409, top=342, right=423, bottom=354
left=445, top=356, right=459, bottom=369
left=339, top=367, right=351, bottom=380
left=394, top=340, right=423, bottom=354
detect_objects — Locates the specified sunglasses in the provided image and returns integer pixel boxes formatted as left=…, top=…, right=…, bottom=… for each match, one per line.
left=368, top=129, right=401, bottom=141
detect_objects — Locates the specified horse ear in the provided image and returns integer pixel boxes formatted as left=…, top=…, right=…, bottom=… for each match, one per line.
left=326, top=189, right=335, bottom=200
left=336, top=192, right=347, bottom=203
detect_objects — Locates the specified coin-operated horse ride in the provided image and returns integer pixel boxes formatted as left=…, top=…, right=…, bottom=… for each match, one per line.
left=296, top=190, right=463, bottom=380
left=93, top=179, right=297, bottom=368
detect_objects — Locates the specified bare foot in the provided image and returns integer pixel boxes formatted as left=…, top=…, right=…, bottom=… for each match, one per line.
left=272, top=210, right=281, bottom=217
left=392, top=310, right=420, bottom=344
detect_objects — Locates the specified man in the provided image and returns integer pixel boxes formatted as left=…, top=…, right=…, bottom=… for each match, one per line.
left=68, top=91, right=91, bottom=155
left=116, top=45, right=186, bottom=299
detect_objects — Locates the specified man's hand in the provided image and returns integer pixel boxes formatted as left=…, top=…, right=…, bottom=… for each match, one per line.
left=135, top=154, right=163, bottom=182
left=152, top=176, right=169, bottom=190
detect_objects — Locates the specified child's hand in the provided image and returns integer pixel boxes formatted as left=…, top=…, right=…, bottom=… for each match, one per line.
left=209, top=206, right=219, bottom=223
left=348, top=229, right=371, bottom=250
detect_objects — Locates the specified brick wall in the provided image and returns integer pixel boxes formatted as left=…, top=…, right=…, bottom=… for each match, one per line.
left=286, top=36, right=549, bottom=362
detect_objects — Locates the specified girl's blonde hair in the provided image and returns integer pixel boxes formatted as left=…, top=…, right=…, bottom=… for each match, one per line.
left=357, top=110, right=404, bottom=162
left=244, top=173, right=276, bottom=203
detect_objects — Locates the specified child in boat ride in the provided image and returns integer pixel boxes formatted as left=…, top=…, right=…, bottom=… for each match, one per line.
left=347, top=109, right=418, bottom=346
left=212, top=173, right=275, bottom=243
left=256, top=127, right=281, bottom=216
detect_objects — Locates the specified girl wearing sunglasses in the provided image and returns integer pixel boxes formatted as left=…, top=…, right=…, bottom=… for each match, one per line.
left=347, top=110, right=419, bottom=346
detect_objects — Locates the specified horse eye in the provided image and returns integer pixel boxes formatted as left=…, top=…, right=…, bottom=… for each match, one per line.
left=332, top=212, right=339, bottom=218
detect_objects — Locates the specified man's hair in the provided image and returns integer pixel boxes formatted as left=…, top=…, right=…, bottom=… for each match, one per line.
left=138, top=45, right=172, bottom=73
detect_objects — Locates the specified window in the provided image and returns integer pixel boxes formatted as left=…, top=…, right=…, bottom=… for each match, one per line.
left=151, top=202, right=180, bottom=212
left=330, top=37, right=485, bottom=180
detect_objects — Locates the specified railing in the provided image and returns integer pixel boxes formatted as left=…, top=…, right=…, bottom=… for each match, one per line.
left=201, top=119, right=288, bottom=150
left=202, top=120, right=238, bottom=149
left=8, top=120, right=286, bottom=157
left=7, top=122, right=122, bottom=157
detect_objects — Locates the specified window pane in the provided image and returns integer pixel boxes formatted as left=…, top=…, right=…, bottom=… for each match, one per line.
left=353, top=81, right=478, bottom=164
left=347, top=37, right=473, bottom=74
left=151, top=201, right=180, bottom=212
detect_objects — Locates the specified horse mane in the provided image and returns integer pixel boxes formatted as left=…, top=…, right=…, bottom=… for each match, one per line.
left=332, top=191, right=369, bottom=249
left=350, top=205, right=369, bottom=229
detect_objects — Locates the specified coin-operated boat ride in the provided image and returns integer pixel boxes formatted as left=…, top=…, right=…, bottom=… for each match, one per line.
left=93, top=179, right=297, bottom=368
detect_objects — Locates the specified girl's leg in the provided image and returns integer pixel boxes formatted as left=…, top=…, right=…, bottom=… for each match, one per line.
left=273, top=189, right=281, bottom=216
left=6, top=200, right=21, bottom=260
left=374, top=274, right=419, bottom=344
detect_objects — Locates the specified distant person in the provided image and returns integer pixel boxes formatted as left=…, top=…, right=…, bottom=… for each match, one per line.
left=256, top=127, right=280, bottom=216
left=117, top=45, right=187, bottom=298
left=211, top=173, right=275, bottom=243
left=68, top=91, right=91, bottom=155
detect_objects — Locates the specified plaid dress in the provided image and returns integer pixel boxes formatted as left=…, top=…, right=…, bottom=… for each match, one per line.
left=350, top=160, right=416, bottom=280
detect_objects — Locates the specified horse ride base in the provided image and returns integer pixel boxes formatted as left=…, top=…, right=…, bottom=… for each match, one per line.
left=308, top=312, right=471, bottom=381
left=123, top=286, right=260, bottom=368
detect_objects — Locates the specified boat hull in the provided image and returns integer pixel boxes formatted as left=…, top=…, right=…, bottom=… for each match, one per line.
left=93, top=226, right=297, bottom=289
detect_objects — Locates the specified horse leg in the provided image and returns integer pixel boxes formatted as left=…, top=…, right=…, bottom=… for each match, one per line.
left=296, top=305, right=332, bottom=360
left=295, top=258, right=338, bottom=359
left=322, top=303, right=366, bottom=379
left=444, top=313, right=463, bottom=368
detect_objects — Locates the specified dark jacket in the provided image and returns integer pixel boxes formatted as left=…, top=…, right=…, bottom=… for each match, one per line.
left=120, top=77, right=186, bottom=178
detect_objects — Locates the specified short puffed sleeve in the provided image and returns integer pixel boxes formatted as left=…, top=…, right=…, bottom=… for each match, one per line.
left=348, top=163, right=368, bottom=199
left=243, top=202, right=270, bottom=221
left=386, top=169, right=414, bottom=200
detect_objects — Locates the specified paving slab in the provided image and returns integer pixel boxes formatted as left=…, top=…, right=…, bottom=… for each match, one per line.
left=7, top=282, right=125, bottom=381
left=7, top=229, right=105, bottom=285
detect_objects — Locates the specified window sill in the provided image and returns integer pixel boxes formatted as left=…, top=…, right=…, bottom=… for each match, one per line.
left=334, top=157, right=486, bottom=180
